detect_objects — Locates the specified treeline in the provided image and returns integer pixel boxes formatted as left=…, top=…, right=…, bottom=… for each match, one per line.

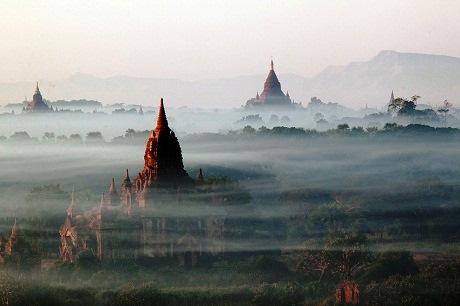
left=1, top=251, right=460, bottom=305
left=235, top=122, right=460, bottom=137
left=2, top=123, right=460, bottom=146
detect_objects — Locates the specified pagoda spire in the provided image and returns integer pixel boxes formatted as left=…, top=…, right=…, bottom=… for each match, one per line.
left=35, top=82, right=40, bottom=94
left=270, top=59, right=274, bottom=71
left=109, top=178, right=117, bottom=194
left=389, top=90, right=395, bottom=105
left=155, top=98, right=169, bottom=131
left=67, top=185, right=75, bottom=218
left=11, top=218, right=17, bottom=236
left=197, top=168, right=204, bottom=183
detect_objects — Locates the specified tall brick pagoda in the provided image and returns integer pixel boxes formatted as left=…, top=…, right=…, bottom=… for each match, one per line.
left=137, top=98, right=189, bottom=189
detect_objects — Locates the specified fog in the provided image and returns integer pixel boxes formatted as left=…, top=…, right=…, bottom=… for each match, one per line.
left=2, top=130, right=460, bottom=249
left=2, top=113, right=460, bottom=305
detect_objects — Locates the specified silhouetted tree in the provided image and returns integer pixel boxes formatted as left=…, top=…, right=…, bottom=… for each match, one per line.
left=86, top=131, right=104, bottom=143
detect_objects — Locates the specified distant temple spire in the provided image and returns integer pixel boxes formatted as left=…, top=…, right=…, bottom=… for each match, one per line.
left=11, top=218, right=17, bottom=237
left=35, top=82, right=40, bottom=94
left=389, top=90, right=395, bottom=105
left=122, top=169, right=133, bottom=189
left=197, top=168, right=204, bottom=183
left=109, top=178, right=117, bottom=194
left=67, top=186, right=75, bottom=218
left=24, top=81, right=50, bottom=112
left=244, top=57, right=295, bottom=108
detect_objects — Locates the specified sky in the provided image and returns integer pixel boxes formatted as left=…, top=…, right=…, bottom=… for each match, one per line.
left=1, top=0, right=460, bottom=83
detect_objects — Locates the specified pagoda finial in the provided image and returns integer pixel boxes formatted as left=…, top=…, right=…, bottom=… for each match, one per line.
left=11, top=218, right=17, bottom=237
left=389, top=90, right=395, bottom=104
left=67, top=186, right=75, bottom=217
left=35, top=82, right=40, bottom=94
left=109, top=178, right=117, bottom=194
left=197, top=168, right=204, bottom=183
left=155, top=97, right=169, bottom=131
left=270, top=58, right=274, bottom=71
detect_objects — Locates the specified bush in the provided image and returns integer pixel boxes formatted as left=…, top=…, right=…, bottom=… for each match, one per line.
left=252, top=283, right=304, bottom=306
left=359, top=251, right=418, bottom=282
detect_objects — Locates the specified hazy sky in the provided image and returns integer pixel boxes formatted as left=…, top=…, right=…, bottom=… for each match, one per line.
left=1, top=0, right=460, bottom=83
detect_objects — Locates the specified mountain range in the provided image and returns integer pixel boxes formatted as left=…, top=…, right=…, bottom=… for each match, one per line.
left=1, top=50, right=459, bottom=109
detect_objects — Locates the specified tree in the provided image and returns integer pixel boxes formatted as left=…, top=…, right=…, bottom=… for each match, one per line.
left=411, top=95, right=421, bottom=103
left=351, top=126, right=365, bottom=134
left=326, top=232, right=372, bottom=280
left=297, top=247, right=337, bottom=283
left=69, top=134, right=83, bottom=143
left=124, top=128, right=136, bottom=138
left=257, top=126, right=270, bottom=134
left=242, top=125, right=256, bottom=134
left=9, top=131, right=32, bottom=142
left=383, top=122, right=399, bottom=130
left=42, top=132, right=55, bottom=143
left=86, top=131, right=104, bottom=143
left=366, top=126, right=379, bottom=133
left=388, top=95, right=420, bottom=116
left=298, top=232, right=372, bottom=283
left=337, top=124, right=350, bottom=131
left=56, top=135, right=68, bottom=143
left=437, top=99, right=452, bottom=125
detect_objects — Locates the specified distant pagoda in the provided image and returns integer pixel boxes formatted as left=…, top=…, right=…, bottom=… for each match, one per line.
left=245, top=60, right=295, bottom=108
left=23, top=82, right=52, bottom=113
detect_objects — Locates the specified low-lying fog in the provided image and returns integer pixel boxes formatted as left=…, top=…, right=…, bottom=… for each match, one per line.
left=2, top=134, right=459, bottom=212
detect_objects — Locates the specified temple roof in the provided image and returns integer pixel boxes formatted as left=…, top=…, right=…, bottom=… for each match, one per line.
left=260, top=60, right=286, bottom=99
left=25, top=82, right=50, bottom=112
left=245, top=59, right=295, bottom=108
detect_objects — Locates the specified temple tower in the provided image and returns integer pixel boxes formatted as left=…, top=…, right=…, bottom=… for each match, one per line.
left=24, top=82, right=51, bottom=112
left=138, top=98, right=189, bottom=189
left=245, top=59, right=293, bottom=108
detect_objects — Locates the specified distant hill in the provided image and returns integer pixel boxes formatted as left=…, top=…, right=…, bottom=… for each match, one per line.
left=1, top=50, right=459, bottom=109
left=309, top=50, right=460, bottom=108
